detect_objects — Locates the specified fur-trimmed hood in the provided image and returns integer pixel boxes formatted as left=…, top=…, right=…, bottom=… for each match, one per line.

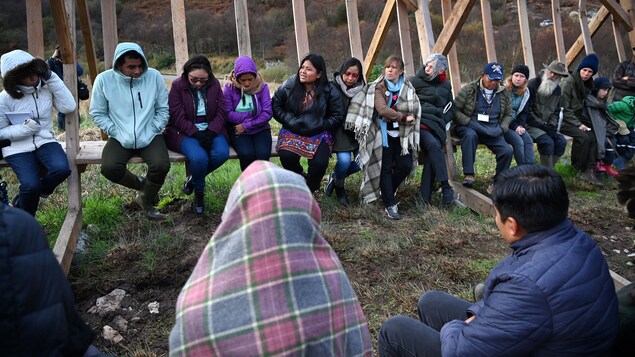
left=1, top=50, right=49, bottom=99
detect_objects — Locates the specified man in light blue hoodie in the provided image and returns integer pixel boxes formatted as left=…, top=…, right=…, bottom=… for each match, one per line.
left=90, top=42, right=170, bottom=220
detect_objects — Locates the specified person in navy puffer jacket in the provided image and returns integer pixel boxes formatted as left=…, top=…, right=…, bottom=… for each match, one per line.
left=379, top=164, right=619, bottom=357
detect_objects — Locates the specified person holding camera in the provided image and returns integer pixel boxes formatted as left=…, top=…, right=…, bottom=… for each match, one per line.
left=47, top=45, right=86, bottom=131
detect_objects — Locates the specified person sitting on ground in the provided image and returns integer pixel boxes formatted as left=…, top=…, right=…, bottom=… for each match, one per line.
left=503, top=64, right=535, bottom=166
left=612, top=46, right=635, bottom=101
left=222, top=55, right=272, bottom=172
left=582, top=76, right=621, bottom=177
left=324, top=57, right=366, bottom=207
left=409, top=53, right=455, bottom=207
left=0, top=204, right=106, bottom=356
left=526, top=60, right=569, bottom=169
left=169, top=160, right=373, bottom=357
left=90, top=42, right=170, bottom=220
left=608, top=95, right=635, bottom=169
left=560, top=53, right=602, bottom=185
left=272, top=53, right=344, bottom=193
left=167, top=55, right=229, bottom=214
left=47, top=45, right=85, bottom=131
left=346, top=55, right=420, bottom=220
left=0, top=49, right=72, bottom=216
left=378, top=165, right=619, bottom=356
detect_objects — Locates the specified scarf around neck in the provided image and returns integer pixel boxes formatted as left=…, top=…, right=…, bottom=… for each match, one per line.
left=335, top=75, right=365, bottom=98
left=379, top=75, right=405, bottom=146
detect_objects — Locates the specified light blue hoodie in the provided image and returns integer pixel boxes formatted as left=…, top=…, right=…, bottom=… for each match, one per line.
left=89, top=42, right=169, bottom=149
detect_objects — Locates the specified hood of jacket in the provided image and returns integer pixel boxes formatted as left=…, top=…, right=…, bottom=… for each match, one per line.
left=1, top=50, right=49, bottom=99
left=112, top=42, right=149, bottom=78
left=233, top=56, right=258, bottom=78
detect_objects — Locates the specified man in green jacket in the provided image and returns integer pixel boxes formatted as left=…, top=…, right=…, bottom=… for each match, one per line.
left=453, top=62, right=513, bottom=188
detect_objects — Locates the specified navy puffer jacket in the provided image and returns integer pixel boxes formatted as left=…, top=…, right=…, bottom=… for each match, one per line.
left=0, top=205, right=94, bottom=355
left=441, top=220, right=619, bottom=356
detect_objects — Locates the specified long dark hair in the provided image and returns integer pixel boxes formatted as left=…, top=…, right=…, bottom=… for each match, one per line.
left=336, top=57, right=364, bottom=85
left=182, top=54, right=216, bottom=82
left=288, top=54, right=328, bottom=115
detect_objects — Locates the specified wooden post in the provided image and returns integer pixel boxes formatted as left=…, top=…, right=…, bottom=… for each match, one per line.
left=363, top=0, right=396, bottom=80
left=579, top=0, right=594, bottom=54
left=480, top=0, right=497, bottom=62
left=613, top=15, right=627, bottom=62
left=517, top=0, right=535, bottom=78
left=441, top=0, right=459, bottom=181
left=552, top=0, right=567, bottom=63
left=26, top=0, right=44, bottom=58
left=566, top=7, right=610, bottom=65
left=345, top=0, right=364, bottom=62
left=234, top=0, right=252, bottom=57
left=78, top=0, right=98, bottom=84
left=171, top=0, right=189, bottom=74
left=101, top=0, right=118, bottom=69
left=599, top=0, right=633, bottom=30
left=396, top=0, right=415, bottom=76
left=414, top=0, right=435, bottom=61
left=620, top=0, right=635, bottom=49
left=292, top=0, right=310, bottom=65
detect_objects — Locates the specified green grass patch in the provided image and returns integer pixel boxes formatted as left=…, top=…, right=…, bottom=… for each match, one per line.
left=83, top=194, right=125, bottom=239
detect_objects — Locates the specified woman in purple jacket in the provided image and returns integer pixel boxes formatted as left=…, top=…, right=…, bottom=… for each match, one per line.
left=223, top=56, right=273, bottom=171
left=166, top=55, right=229, bottom=214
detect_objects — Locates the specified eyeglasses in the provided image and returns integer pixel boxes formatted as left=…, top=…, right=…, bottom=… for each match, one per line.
left=188, top=75, right=209, bottom=84
left=344, top=72, right=360, bottom=78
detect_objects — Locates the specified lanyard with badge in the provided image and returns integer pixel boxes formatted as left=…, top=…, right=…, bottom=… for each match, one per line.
left=478, top=89, right=493, bottom=122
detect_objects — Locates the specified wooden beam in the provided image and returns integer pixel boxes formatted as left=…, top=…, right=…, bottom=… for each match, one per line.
left=599, top=0, right=633, bottom=31
left=26, top=0, right=44, bottom=58
left=452, top=180, right=496, bottom=216
left=101, top=0, right=118, bottom=69
left=432, top=0, right=478, bottom=55
left=579, top=0, right=594, bottom=54
left=610, top=269, right=632, bottom=290
left=345, top=0, right=364, bottom=62
left=292, top=0, right=310, bottom=65
left=363, top=0, right=396, bottom=80
left=402, top=0, right=419, bottom=11
left=623, top=0, right=635, bottom=49
left=566, top=6, right=610, bottom=66
left=613, top=15, right=627, bottom=62
left=414, top=0, right=435, bottom=60
left=441, top=0, right=462, bottom=96
left=78, top=0, right=98, bottom=84
left=171, top=0, right=189, bottom=74
left=53, top=210, right=82, bottom=275
left=517, top=0, right=535, bottom=78
left=480, top=0, right=497, bottom=62
left=234, top=0, right=252, bottom=57
left=552, top=0, right=567, bottom=63
left=50, top=0, right=73, bottom=65
left=396, top=0, right=415, bottom=76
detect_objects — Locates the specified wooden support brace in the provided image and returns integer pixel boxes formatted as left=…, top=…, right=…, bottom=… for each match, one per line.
left=432, top=0, right=478, bottom=55
left=363, top=0, right=396, bottom=80
left=566, top=6, right=610, bottom=65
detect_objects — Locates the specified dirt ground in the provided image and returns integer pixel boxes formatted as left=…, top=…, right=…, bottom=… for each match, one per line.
left=67, top=179, right=634, bottom=356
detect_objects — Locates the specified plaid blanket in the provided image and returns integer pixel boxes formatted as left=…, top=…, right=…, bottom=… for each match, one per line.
left=169, top=161, right=372, bottom=357
left=345, top=76, right=420, bottom=203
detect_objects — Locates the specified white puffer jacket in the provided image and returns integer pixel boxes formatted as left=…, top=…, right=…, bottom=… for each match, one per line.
left=0, top=50, right=76, bottom=158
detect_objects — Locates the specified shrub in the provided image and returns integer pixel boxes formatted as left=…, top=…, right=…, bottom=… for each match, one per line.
left=149, top=52, right=175, bottom=70
left=260, top=64, right=293, bottom=83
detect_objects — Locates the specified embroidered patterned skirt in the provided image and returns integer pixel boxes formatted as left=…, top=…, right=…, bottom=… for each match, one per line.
left=276, top=128, right=334, bottom=159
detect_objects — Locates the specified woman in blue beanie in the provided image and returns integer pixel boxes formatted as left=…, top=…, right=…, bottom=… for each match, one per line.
left=560, top=53, right=603, bottom=185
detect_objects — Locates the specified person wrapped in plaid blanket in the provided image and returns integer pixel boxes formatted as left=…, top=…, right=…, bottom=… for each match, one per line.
left=169, top=160, right=373, bottom=356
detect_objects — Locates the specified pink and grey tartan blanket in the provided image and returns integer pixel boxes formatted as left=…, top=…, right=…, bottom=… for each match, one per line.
left=169, top=161, right=373, bottom=356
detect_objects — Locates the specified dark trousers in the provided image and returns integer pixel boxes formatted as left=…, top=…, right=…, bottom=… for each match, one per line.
left=533, top=133, right=567, bottom=157
left=229, top=129, right=273, bottom=171
left=380, top=136, right=413, bottom=207
left=559, top=124, right=597, bottom=170
left=455, top=126, right=513, bottom=177
left=279, top=140, right=331, bottom=193
left=616, top=131, right=635, bottom=161
left=419, top=130, right=449, bottom=201
left=378, top=291, right=471, bottom=357
left=101, top=135, right=170, bottom=186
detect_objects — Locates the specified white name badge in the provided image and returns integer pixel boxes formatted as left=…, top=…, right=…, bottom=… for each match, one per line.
left=477, top=113, right=490, bottom=122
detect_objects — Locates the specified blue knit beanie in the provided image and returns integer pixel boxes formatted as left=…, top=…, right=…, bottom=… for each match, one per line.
left=577, top=53, right=599, bottom=74
left=593, top=76, right=612, bottom=90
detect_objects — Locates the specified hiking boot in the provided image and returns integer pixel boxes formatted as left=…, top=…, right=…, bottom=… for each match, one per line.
left=462, top=175, right=476, bottom=188
left=181, top=175, right=194, bottom=195
left=385, top=204, right=401, bottom=220
left=441, top=187, right=455, bottom=206
left=193, top=191, right=204, bottom=215
left=334, top=179, right=350, bottom=207
left=577, top=169, right=603, bottom=186
left=324, top=172, right=335, bottom=196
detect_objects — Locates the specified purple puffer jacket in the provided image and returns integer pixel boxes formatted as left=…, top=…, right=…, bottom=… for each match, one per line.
left=222, top=56, right=272, bottom=135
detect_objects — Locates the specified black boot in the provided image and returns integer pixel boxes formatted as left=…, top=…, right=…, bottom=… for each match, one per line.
left=441, top=186, right=455, bottom=206
left=334, top=179, right=349, bottom=207
left=134, top=178, right=167, bottom=220
left=193, top=191, right=205, bottom=215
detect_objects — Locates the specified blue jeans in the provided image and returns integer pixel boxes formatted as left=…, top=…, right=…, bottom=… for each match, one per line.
left=533, top=133, right=567, bottom=157
left=333, top=149, right=360, bottom=180
left=379, top=291, right=471, bottom=357
left=229, top=129, right=272, bottom=171
left=504, top=129, right=535, bottom=165
left=180, top=134, right=229, bottom=192
left=5, top=142, right=71, bottom=216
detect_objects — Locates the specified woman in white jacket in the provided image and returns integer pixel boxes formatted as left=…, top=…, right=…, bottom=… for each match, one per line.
left=0, top=49, right=73, bottom=216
